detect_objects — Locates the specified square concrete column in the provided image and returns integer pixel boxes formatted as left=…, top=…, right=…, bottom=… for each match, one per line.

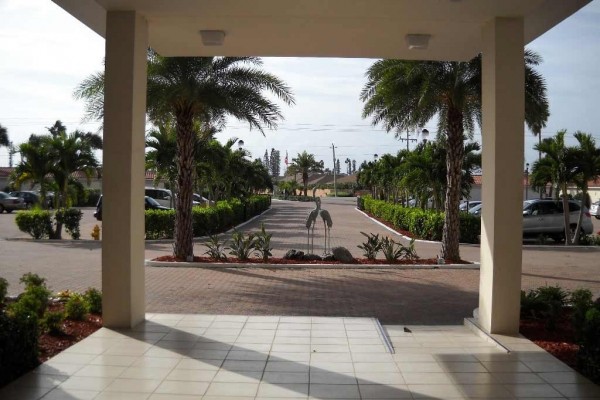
left=102, top=11, right=148, bottom=328
left=478, top=17, right=525, bottom=334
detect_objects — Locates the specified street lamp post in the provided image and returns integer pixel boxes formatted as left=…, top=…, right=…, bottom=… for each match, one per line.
left=524, top=162, right=530, bottom=200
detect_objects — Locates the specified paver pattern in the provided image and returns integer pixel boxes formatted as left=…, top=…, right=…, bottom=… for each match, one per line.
left=1, top=198, right=600, bottom=325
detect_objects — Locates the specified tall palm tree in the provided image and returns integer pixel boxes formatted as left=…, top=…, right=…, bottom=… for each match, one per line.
left=571, top=132, right=600, bottom=244
left=532, top=130, right=578, bottom=245
left=525, top=52, right=550, bottom=165
left=361, top=49, right=548, bottom=260
left=76, top=52, right=295, bottom=259
left=288, top=151, right=323, bottom=197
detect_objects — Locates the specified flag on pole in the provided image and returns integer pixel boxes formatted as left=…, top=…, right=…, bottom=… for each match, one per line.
left=285, top=151, right=288, bottom=166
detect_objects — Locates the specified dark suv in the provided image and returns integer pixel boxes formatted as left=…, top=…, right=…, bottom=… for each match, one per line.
left=94, top=195, right=170, bottom=221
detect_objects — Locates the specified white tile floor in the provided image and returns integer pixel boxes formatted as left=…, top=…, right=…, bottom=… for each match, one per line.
left=0, top=314, right=598, bottom=399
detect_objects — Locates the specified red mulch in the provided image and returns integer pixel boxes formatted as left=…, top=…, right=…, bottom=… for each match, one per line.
left=519, top=311, right=579, bottom=369
left=38, top=303, right=103, bottom=363
left=152, top=255, right=469, bottom=265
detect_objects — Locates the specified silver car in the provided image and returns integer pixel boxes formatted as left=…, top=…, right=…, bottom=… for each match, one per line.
left=522, top=199, right=594, bottom=241
left=0, top=191, right=26, bottom=213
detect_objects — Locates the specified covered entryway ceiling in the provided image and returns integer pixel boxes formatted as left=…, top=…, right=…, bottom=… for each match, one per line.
left=54, top=0, right=588, bottom=60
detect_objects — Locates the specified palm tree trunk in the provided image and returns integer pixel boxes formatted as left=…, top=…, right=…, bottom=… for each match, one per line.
left=174, top=108, right=196, bottom=259
left=561, top=182, right=571, bottom=245
left=441, top=108, right=464, bottom=261
left=573, top=187, right=587, bottom=245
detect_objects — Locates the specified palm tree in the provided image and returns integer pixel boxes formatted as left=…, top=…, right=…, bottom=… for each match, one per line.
left=524, top=52, right=550, bottom=166
left=288, top=151, right=323, bottom=197
left=76, top=52, right=295, bottom=259
left=532, top=130, right=578, bottom=245
left=0, top=124, right=9, bottom=148
left=12, top=138, right=54, bottom=204
left=146, top=121, right=178, bottom=207
left=47, top=129, right=102, bottom=238
left=361, top=49, right=548, bottom=260
left=571, top=132, right=600, bottom=244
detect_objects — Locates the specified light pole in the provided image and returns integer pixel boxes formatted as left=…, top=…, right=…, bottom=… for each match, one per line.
left=524, top=162, right=530, bottom=200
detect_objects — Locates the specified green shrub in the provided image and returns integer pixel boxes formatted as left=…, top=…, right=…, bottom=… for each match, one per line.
left=520, top=289, right=546, bottom=319
left=0, top=277, right=8, bottom=305
left=356, top=196, right=365, bottom=210
left=229, top=230, right=256, bottom=261
left=75, top=188, right=102, bottom=207
left=65, top=293, right=89, bottom=321
left=571, top=289, right=594, bottom=341
left=578, top=306, right=600, bottom=384
left=55, top=208, right=83, bottom=240
left=362, top=196, right=480, bottom=243
left=14, top=273, right=51, bottom=318
left=145, top=209, right=175, bottom=239
left=15, top=210, right=53, bottom=239
left=254, top=224, right=273, bottom=262
left=0, top=311, right=39, bottom=387
left=41, top=311, right=65, bottom=335
left=20, top=273, right=46, bottom=289
left=204, top=235, right=228, bottom=261
left=537, top=285, right=569, bottom=330
left=357, top=232, right=383, bottom=260
left=145, top=196, right=271, bottom=240
left=83, top=288, right=102, bottom=314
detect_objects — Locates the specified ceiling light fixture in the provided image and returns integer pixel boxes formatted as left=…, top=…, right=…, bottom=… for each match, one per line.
left=405, top=34, right=431, bottom=50
left=199, top=30, right=226, bottom=46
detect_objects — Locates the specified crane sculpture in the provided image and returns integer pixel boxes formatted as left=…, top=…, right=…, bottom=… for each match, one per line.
left=319, top=200, right=333, bottom=254
left=305, top=194, right=333, bottom=255
left=305, top=198, right=320, bottom=254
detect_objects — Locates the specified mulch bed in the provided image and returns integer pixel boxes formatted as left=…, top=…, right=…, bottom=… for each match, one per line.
left=519, top=310, right=579, bottom=369
left=152, top=255, right=470, bottom=265
left=38, top=303, right=103, bottom=363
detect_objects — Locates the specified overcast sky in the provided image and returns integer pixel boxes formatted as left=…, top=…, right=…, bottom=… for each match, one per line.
left=0, top=0, right=599, bottom=172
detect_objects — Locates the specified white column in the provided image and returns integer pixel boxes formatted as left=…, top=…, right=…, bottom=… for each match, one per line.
left=479, top=17, right=525, bottom=334
left=102, top=11, right=147, bottom=328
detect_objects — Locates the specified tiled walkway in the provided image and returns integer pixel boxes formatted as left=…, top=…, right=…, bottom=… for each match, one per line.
left=1, top=315, right=598, bottom=399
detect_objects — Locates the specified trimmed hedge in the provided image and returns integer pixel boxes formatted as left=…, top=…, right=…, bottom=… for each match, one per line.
left=361, top=196, right=481, bottom=243
left=145, top=195, right=271, bottom=240
left=0, top=312, right=39, bottom=387
left=15, top=208, right=82, bottom=240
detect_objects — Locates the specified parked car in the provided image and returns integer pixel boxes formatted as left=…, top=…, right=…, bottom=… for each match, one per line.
left=94, top=195, right=171, bottom=221
left=590, top=201, right=600, bottom=220
left=9, top=191, right=52, bottom=209
left=193, top=193, right=213, bottom=206
left=0, top=191, right=26, bottom=213
left=145, top=188, right=174, bottom=208
left=460, top=200, right=481, bottom=211
left=522, top=199, right=593, bottom=241
left=467, top=199, right=593, bottom=241
left=468, top=203, right=482, bottom=216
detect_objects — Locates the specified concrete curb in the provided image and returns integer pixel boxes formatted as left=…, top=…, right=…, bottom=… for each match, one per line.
left=145, top=260, right=480, bottom=270
left=355, top=207, right=444, bottom=245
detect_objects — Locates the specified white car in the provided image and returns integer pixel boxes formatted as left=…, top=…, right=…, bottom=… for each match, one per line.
left=590, top=201, right=600, bottom=220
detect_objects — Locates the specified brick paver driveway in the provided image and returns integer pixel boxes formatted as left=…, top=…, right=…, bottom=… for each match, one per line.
left=1, top=198, right=599, bottom=324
